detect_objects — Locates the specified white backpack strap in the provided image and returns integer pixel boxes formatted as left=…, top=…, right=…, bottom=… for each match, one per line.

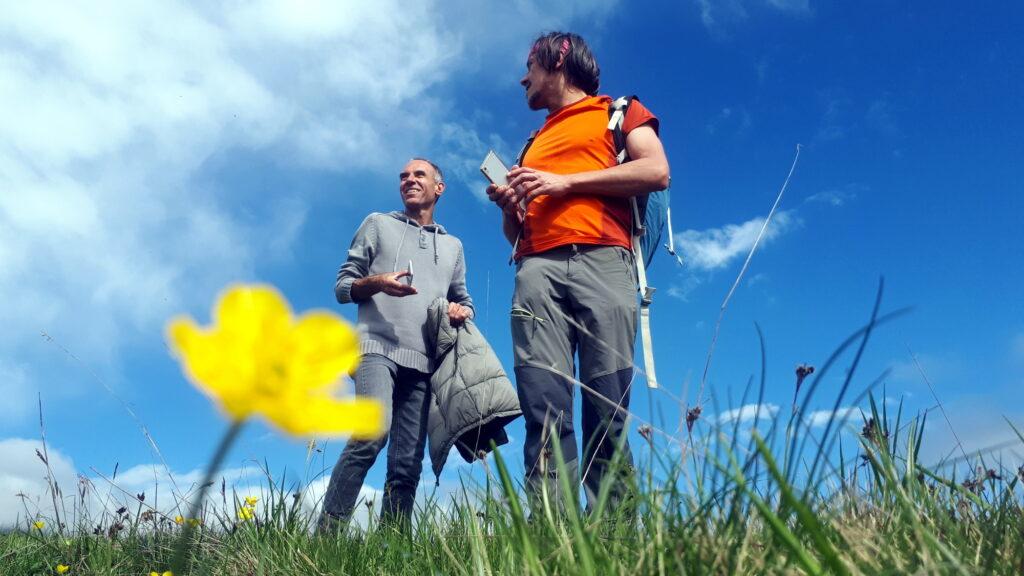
left=630, top=196, right=658, bottom=389
left=632, top=232, right=658, bottom=389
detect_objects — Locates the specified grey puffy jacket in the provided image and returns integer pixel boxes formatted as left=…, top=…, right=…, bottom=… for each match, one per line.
left=426, top=297, right=521, bottom=479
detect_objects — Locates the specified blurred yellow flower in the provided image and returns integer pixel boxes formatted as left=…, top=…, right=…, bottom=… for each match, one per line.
left=32, top=520, right=45, bottom=530
left=238, top=506, right=255, bottom=521
left=244, top=496, right=258, bottom=506
left=150, top=572, right=173, bottom=576
left=56, top=564, right=70, bottom=574
left=166, top=284, right=383, bottom=438
left=187, top=518, right=202, bottom=528
left=174, top=515, right=184, bottom=526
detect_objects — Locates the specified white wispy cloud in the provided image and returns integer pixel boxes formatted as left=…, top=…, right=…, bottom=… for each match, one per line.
left=804, top=406, right=861, bottom=428
left=716, top=403, right=780, bottom=425
left=673, top=210, right=798, bottom=271
left=0, top=0, right=619, bottom=425
left=805, top=189, right=856, bottom=207
left=696, top=0, right=810, bottom=31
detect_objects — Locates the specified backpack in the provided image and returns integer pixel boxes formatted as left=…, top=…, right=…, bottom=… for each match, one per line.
left=513, top=95, right=681, bottom=388
left=608, top=95, right=682, bottom=389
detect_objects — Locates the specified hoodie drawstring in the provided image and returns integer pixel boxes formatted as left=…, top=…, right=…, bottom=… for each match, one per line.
left=391, top=223, right=410, bottom=273
left=433, top=227, right=438, bottom=264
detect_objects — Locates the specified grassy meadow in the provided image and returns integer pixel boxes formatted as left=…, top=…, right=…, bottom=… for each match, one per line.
left=3, top=299, right=1023, bottom=575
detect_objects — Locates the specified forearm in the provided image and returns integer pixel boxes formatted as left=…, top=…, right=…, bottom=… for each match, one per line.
left=349, top=275, right=382, bottom=301
left=502, top=211, right=522, bottom=246
left=564, top=157, right=670, bottom=198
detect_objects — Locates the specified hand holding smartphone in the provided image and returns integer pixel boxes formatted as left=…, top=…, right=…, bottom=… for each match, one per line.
left=479, top=150, right=510, bottom=186
left=480, top=150, right=525, bottom=211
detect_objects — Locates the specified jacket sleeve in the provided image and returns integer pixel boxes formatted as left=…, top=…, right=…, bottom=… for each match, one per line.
left=335, top=214, right=378, bottom=304
left=447, top=242, right=474, bottom=318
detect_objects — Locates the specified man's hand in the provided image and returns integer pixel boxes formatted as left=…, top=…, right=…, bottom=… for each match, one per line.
left=447, top=302, right=472, bottom=326
left=485, top=165, right=524, bottom=216
left=508, top=167, right=572, bottom=203
left=376, top=271, right=417, bottom=296
left=351, top=271, right=417, bottom=300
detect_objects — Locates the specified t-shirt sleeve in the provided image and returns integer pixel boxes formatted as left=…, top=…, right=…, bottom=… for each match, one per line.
left=623, top=98, right=659, bottom=136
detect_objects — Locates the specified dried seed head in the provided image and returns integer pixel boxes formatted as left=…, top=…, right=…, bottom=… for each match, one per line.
left=136, top=492, right=145, bottom=502
left=686, top=406, right=702, bottom=433
left=795, top=364, right=815, bottom=393
left=638, top=424, right=653, bottom=442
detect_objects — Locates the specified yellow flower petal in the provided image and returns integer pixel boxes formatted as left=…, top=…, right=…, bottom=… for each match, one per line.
left=244, top=496, right=258, bottom=506
left=33, top=520, right=45, bottom=530
left=238, top=506, right=254, bottom=521
left=288, top=312, right=362, bottom=389
left=166, top=283, right=383, bottom=438
left=267, top=396, right=384, bottom=439
left=56, top=564, right=70, bottom=574
left=174, top=515, right=184, bottom=525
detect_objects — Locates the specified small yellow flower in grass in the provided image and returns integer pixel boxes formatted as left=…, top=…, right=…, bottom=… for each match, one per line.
left=187, top=518, right=202, bottom=528
left=174, top=515, right=184, bottom=526
left=150, top=572, right=173, bottom=576
left=238, top=506, right=255, bottom=521
left=244, top=496, right=258, bottom=506
left=56, top=564, right=70, bottom=574
left=33, top=520, right=45, bottom=530
left=166, top=284, right=383, bottom=438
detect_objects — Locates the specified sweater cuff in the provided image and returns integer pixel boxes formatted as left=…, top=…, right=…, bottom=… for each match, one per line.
left=336, top=277, right=355, bottom=304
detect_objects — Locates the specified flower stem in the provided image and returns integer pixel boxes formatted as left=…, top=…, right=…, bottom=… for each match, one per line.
left=171, top=419, right=245, bottom=574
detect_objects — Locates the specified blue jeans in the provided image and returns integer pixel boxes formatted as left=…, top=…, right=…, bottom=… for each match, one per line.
left=319, top=353, right=431, bottom=528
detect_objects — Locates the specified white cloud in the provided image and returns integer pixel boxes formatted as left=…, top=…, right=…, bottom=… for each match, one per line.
left=674, top=210, right=798, bottom=271
left=0, top=362, right=33, bottom=424
left=0, top=438, right=78, bottom=528
left=805, top=189, right=856, bottom=207
left=804, top=406, right=861, bottom=428
left=696, top=0, right=809, bottom=30
left=766, top=0, right=810, bottom=12
left=717, top=403, right=779, bottom=425
left=0, top=0, right=620, bottom=425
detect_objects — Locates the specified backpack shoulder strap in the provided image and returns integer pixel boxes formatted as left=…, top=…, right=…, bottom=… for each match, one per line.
left=508, top=130, right=540, bottom=265
left=609, top=95, right=660, bottom=389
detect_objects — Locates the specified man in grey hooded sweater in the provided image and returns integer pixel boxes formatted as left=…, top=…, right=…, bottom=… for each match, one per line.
left=320, top=158, right=474, bottom=529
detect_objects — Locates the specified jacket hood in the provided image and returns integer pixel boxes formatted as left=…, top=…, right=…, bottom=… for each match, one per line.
left=387, top=211, right=448, bottom=235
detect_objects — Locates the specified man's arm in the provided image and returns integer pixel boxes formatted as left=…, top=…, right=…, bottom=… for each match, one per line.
left=336, top=215, right=417, bottom=304
left=446, top=244, right=474, bottom=326
left=486, top=182, right=525, bottom=247
left=507, top=124, right=670, bottom=203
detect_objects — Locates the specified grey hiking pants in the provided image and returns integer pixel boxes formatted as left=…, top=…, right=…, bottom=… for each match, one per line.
left=320, top=353, right=430, bottom=528
left=511, top=243, right=638, bottom=510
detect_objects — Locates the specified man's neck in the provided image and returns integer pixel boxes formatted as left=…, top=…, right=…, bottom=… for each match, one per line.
left=404, top=206, right=435, bottom=226
left=546, top=86, right=589, bottom=114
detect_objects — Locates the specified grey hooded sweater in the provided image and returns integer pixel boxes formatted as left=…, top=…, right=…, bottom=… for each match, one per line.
left=335, top=211, right=474, bottom=373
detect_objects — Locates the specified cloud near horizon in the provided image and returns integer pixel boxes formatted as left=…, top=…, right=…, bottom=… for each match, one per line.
left=674, top=209, right=798, bottom=271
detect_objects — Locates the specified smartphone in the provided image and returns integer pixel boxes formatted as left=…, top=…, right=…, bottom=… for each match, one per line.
left=481, top=150, right=527, bottom=210
left=405, top=260, right=414, bottom=286
left=479, top=150, right=510, bottom=186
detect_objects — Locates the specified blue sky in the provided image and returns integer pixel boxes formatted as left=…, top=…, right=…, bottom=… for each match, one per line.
left=2, top=1, right=1022, bottom=525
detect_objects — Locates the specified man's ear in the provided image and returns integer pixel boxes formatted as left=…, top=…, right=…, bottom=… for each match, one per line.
left=435, top=181, right=446, bottom=198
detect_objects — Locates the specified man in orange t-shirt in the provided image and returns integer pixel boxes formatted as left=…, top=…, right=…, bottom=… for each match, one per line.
left=486, top=31, right=670, bottom=512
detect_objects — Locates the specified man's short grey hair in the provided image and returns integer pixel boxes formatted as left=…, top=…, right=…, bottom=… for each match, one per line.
left=411, top=157, right=444, bottom=184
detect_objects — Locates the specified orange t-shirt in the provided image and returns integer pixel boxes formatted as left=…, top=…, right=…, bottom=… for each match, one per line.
left=516, top=95, right=659, bottom=259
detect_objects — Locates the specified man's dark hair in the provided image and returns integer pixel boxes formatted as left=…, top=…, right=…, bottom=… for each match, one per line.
left=529, top=32, right=600, bottom=96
